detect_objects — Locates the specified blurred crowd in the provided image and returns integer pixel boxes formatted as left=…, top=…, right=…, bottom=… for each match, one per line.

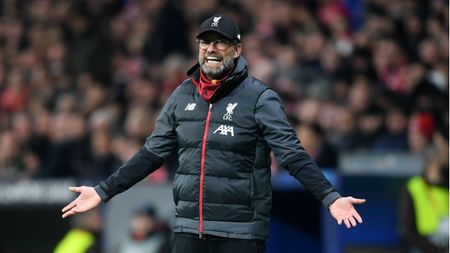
left=54, top=205, right=170, bottom=253
left=0, top=0, right=448, bottom=181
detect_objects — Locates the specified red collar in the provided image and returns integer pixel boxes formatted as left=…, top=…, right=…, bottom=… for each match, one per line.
left=192, top=68, right=233, bottom=102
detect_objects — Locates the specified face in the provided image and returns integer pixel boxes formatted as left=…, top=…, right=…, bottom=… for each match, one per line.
left=198, top=32, right=241, bottom=79
left=131, top=214, right=155, bottom=235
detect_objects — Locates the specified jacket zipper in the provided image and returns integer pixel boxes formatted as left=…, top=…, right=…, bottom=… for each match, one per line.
left=199, top=103, right=213, bottom=239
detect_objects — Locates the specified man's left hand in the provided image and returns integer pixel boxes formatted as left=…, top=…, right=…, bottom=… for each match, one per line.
left=329, top=196, right=366, bottom=228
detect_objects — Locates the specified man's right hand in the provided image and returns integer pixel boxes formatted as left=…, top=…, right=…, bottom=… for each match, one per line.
left=61, top=186, right=102, bottom=218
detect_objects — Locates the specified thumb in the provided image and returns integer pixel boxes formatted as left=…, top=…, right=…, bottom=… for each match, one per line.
left=350, top=197, right=366, bottom=204
left=69, top=186, right=81, bottom=193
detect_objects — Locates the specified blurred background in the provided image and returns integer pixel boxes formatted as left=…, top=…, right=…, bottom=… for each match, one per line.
left=0, top=0, right=448, bottom=252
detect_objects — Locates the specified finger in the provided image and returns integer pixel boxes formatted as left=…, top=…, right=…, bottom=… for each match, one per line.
left=62, top=201, right=77, bottom=213
left=353, top=211, right=363, bottom=223
left=62, top=209, right=78, bottom=218
left=344, top=219, right=351, bottom=229
left=350, top=197, right=366, bottom=204
left=69, top=186, right=81, bottom=193
left=62, top=209, right=76, bottom=219
left=63, top=206, right=82, bottom=218
left=337, top=218, right=342, bottom=225
left=349, top=216, right=357, bottom=227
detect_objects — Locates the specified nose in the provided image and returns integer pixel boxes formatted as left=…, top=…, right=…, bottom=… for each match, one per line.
left=205, top=42, right=217, bottom=52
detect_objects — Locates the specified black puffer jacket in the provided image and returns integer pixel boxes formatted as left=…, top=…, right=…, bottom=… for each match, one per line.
left=95, top=57, right=341, bottom=240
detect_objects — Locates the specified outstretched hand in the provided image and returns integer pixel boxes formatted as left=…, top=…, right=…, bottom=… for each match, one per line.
left=329, top=196, right=366, bottom=228
left=61, top=186, right=101, bottom=218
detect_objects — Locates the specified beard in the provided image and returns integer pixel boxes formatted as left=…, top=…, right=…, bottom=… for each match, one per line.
left=199, top=53, right=235, bottom=80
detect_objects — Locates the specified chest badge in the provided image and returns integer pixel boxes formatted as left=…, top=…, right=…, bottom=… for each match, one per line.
left=223, top=103, right=238, bottom=121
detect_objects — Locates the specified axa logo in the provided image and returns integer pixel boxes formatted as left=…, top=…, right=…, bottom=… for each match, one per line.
left=223, top=102, right=238, bottom=121
left=211, top=16, right=222, bottom=27
left=184, top=103, right=196, bottom=111
left=213, top=125, right=234, bottom=136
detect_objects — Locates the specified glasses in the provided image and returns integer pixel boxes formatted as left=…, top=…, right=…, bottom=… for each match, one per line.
left=197, top=39, right=234, bottom=50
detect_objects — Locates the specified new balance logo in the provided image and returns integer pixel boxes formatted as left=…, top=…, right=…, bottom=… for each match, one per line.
left=184, top=103, right=196, bottom=111
left=213, top=125, right=234, bottom=136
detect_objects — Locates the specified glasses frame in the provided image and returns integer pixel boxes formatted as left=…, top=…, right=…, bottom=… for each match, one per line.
left=197, top=38, right=236, bottom=50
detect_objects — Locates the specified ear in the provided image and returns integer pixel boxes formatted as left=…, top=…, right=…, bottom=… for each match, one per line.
left=233, top=44, right=242, bottom=59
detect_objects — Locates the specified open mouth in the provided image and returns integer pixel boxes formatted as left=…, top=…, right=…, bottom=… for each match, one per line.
left=205, top=56, right=222, bottom=64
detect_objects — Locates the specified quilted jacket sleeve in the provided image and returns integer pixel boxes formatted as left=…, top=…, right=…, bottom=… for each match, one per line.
left=255, top=89, right=341, bottom=208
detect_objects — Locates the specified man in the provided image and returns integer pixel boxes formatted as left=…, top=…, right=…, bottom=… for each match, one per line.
left=62, top=14, right=365, bottom=253
left=118, top=205, right=170, bottom=253
left=398, top=146, right=449, bottom=253
left=55, top=210, right=102, bottom=253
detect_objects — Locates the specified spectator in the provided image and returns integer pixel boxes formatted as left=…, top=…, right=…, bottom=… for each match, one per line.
left=42, top=110, right=91, bottom=178
left=398, top=150, right=449, bottom=253
left=352, top=105, right=385, bottom=151
left=116, top=205, right=170, bottom=253
left=295, top=122, right=338, bottom=169
left=86, top=129, right=121, bottom=180
left=0, top=131, right=22, bottom=179
left=408, top=112, right=436, bottom=154
left=329, top=107, right=359, bottom=151
left=54, top=209, right=103, bottom=253
left=373, top=106, right=409, bottom=151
